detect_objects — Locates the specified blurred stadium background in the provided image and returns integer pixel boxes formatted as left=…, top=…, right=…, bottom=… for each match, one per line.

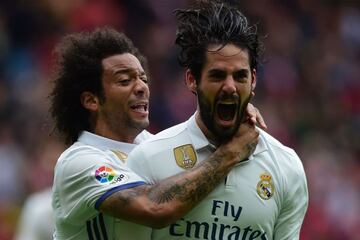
left=0, top=0, right=359, bottom=239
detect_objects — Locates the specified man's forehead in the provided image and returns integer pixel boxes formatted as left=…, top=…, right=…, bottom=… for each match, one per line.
left=102, top=53, right=143, bottom=72
left=207, top=43, right=249, bottom=58
left=204, top=44, right=250, bottom=70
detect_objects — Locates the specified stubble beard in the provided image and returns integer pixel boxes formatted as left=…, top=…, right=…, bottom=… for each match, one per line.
left=197, top=89, right=251, bottom=143
left=104, top=110, right=149, bottom=140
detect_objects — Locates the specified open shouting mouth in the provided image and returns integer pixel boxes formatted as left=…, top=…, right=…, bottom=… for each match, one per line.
left=130, top=102, right=148, bottom=115
left=215, top=100, right=238, bottom=127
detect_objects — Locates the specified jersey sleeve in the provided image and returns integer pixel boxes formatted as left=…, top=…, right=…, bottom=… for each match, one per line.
left=126, top=145, right=156, bottom=184
left=54, top=147, right=146, bottom=224
left=273, top=150, right=309, bottom=240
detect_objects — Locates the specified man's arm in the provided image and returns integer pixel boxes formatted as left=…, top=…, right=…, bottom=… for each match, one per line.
left=99, top=121, right=259, bottom=228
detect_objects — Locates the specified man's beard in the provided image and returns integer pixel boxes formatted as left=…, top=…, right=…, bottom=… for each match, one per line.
left=197, top=89, right=251, bottom=143
left=103, top=109, right=149, bottom=137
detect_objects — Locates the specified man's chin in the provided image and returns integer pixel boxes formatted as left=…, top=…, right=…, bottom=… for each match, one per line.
left=131, top=119, right=149, bottom=131
left=213, top=126, right=237, bottom=142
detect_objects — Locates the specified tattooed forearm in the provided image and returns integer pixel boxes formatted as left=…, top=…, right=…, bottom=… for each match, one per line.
left=148, top=181, right=184, bottom=204
left=147, top=150, right=231, bottom=205
left=147, top=135, right=257, bottom=207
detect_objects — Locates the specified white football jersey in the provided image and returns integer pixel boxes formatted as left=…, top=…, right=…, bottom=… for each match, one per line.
left=15, top=188, right=53, bottom=240
left=52, top=130, right=153, bottom=240
left=127, top=114, right=308, bottom=240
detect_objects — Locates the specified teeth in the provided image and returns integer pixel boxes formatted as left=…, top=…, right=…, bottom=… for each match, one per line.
left=132, top=104, right=147, bottom=112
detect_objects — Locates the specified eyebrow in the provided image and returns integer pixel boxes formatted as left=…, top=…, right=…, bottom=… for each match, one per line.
left=208, top=69, right=225, bottom=75
left=113, top=68, right=146, bottom=76
left=234, top=69, right=249, bottom=75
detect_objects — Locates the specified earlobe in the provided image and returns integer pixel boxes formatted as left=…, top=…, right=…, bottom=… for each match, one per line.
left=80, top=92, right=99, bottom=111
left=185, top=69, right=197, bottom=95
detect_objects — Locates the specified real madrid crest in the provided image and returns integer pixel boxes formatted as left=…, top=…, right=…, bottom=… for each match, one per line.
left=256, top=172, right=275, bottom=200
left=173, top=144, right=197, bottom=169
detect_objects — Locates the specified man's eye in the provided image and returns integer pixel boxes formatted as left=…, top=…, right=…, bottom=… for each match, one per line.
left=141, top=78, right=149, bottom=84
left=234, top=76, right=247, bottom=83
left=209, top=73, right=226, bottom=81
left=233, top=71, right=249, bottom=82
left=118, top=79, right=130, bottom=85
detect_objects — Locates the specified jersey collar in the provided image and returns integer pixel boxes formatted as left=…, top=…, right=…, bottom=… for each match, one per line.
left=77, top=131, right=137, bottom=154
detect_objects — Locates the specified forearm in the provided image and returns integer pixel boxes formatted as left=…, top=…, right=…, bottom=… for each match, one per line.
left=101, top=122, right=258, bottom=227
left=148, top=148, right=238, bottom=221
left=100, top=149, right=239, bottom=228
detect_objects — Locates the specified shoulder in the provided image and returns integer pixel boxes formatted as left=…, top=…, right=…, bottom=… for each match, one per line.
left=137, top=121, right=189, bottom=151
left=128, top=122, right=189, bottom=163
left=58, top=143, right=109, bottom=164
left=147, top=122, right=188, bottom=142
left=54, top=143, right=116, bottom=178
left=259, top=129, right=292, bottom=153
left=134, top=130, right=154, bottom=144
left=259, top=129, right=305, bottom=175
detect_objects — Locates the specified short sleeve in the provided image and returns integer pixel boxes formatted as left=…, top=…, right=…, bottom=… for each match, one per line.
left=54, top=147, right=146, bottom=224
left=273, top=151, right=309, bottom=240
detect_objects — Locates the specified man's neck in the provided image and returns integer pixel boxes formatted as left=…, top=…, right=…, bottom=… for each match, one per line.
left=195, top=112, right=218, bottom=145
left=93, top=125, right=139, bottom=144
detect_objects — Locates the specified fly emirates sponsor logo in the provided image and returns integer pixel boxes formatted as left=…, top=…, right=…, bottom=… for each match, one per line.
left=169, top=200, right=268, bottom=239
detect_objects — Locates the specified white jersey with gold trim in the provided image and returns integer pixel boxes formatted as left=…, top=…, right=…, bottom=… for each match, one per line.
left=127, top=114, right=308, bottom=240
left=52, top=130, right=153, bottom=240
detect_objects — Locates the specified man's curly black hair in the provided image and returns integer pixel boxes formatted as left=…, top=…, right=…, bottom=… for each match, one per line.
left=50, top=27, right=148, bottom=145
left=175, top=0, right=264, bottom=82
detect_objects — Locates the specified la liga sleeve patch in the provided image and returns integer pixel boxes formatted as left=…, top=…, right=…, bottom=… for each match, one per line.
left=94, top=165, right=128, bottom=184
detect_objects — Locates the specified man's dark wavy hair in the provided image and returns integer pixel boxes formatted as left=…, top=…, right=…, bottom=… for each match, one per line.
left=175, top=0, right=264, bottom=82
left=50, top=27, right=147, bottom=145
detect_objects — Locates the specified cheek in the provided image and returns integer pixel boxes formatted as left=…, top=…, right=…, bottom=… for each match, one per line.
left=107, top=95, right=127, bottom=112
left=199, top=89, right=217, bottom=107
left=200, top=84, right=220, bottom=100
left=238, top=84, right=252, bottom=96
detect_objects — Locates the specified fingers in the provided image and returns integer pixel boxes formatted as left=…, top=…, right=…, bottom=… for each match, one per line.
left=224, top=122, right=259, bottom=162
left=245, top=103, right=267, bottom=130
left=255, top=108, right=267, bottom=130
left=237, top=128, right=259, bottom=162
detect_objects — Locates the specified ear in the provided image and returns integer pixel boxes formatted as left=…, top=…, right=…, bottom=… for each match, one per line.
left=185, top=69, right=197, bottom=95
left=251, top=69, right=257, bottom=90
left=80, top=91, right=99, bottom=112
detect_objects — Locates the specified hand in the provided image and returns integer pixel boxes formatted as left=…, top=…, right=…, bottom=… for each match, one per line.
left=245, top=103, right=267, bottom=130
left=217, top=121, right=259, bottom=163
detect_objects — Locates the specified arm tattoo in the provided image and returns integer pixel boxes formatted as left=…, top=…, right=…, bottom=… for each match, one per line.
left=148, top=152, right=228, bottom=205
left=111, top=185, right=147, bottom=206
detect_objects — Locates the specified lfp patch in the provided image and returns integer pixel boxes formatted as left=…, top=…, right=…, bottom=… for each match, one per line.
left=95, top=166, right=115, bottom=183
left=256, top=172, right=275, bottom=200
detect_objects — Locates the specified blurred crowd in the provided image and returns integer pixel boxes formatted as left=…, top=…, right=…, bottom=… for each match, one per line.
left=0, top=0, right=359, bottom=239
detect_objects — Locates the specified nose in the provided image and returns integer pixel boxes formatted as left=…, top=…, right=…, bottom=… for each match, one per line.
left=222, top=76, right=236, bottom=94
left=134, top=79, right=149, bottom=97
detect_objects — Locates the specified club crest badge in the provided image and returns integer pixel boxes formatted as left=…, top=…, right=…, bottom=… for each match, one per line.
left=174, top=144, right=197, bottom=169
left=256, top=172, right=275, bottom=200
left=111, top=150, right=128, bottom=163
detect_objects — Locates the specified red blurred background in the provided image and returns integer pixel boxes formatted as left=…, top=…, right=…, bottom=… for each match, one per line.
left=0, top=0, right=359, bottom=239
